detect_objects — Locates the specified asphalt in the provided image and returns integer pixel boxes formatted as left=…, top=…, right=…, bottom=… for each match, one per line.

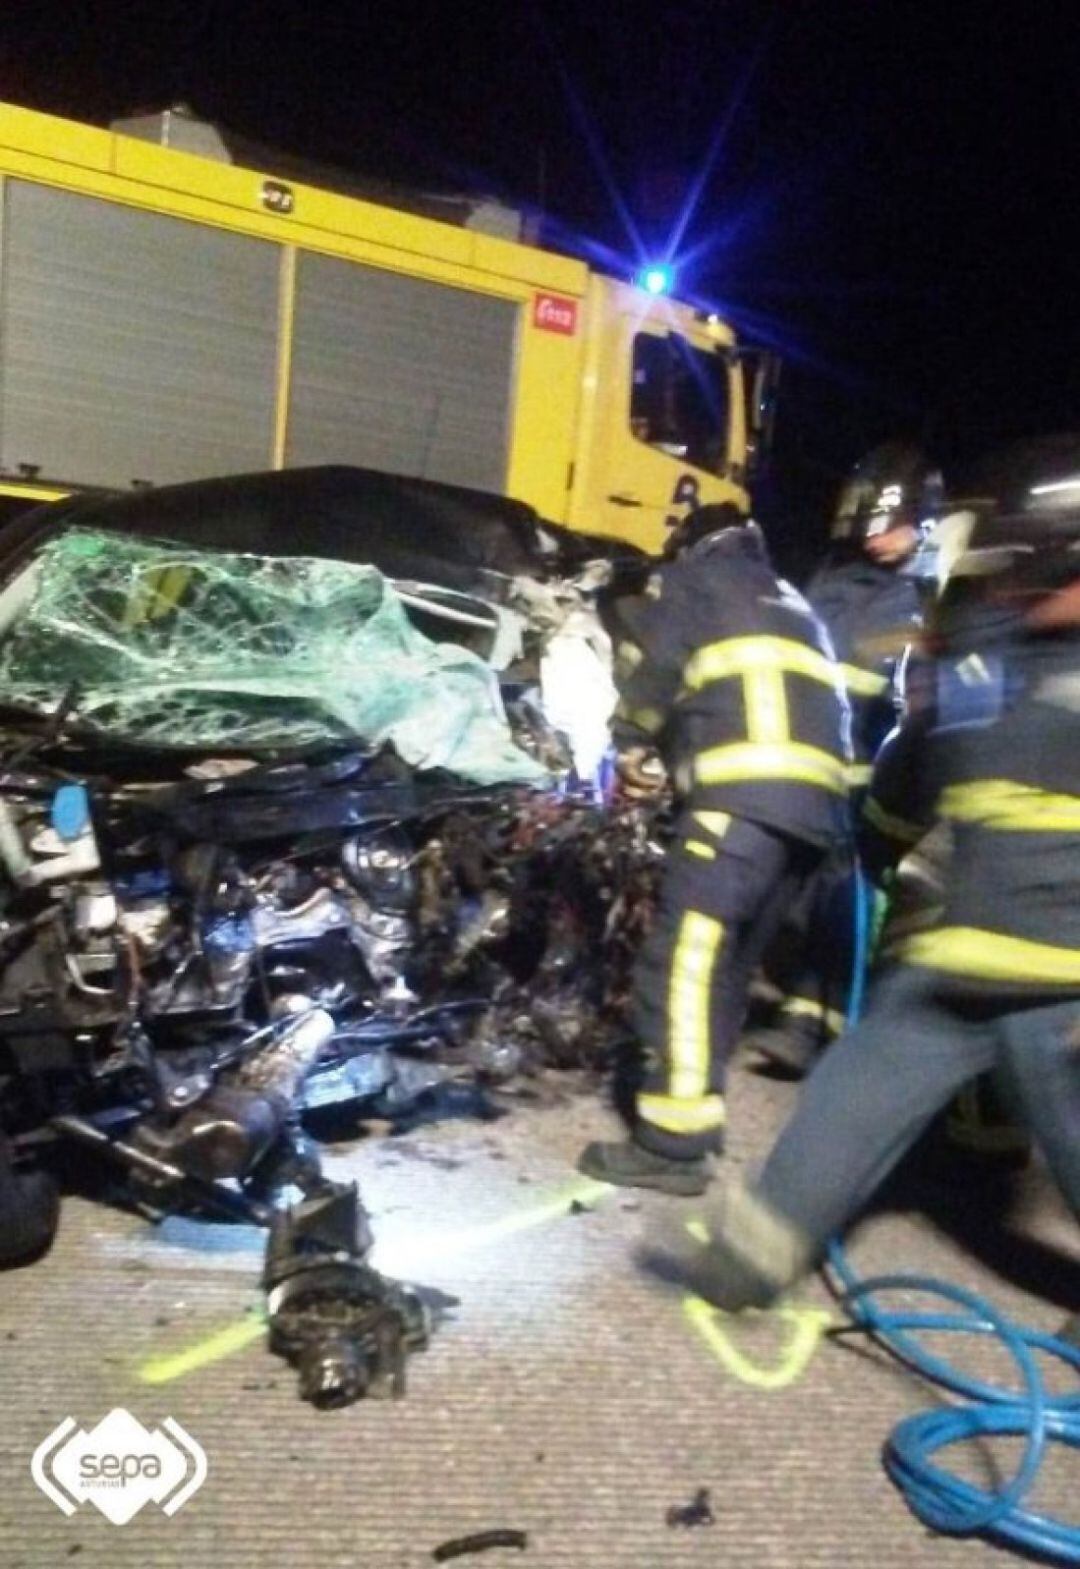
left=1, top=1059, right=1077, bottom=1568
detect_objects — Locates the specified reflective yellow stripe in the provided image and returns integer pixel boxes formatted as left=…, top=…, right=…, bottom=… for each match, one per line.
left=863, top=794, right=924, bottom=844
left=839, top=662, right=889, bottom=698
left=693, top=810, right=732, bottom=839
left=684, top=636, right=840, bottom=693
left=845, top=762, right=873, bottom=788
left=900, top=927, right=1080, bottom=985
left=668, top=913, right=724, bottom=1100
left=694, top=742, right=847, bottom=794
left=638, top=1092, right=727, bottom=1134
left=0, top=481, right=68, bottom=502
left=940, top=779, right=1080, bottom=833
left=686, top=839, right=716, bottom=861
left=780, top=996, right=846, bottom=1036
left=743, top=667, right=789, bottom=744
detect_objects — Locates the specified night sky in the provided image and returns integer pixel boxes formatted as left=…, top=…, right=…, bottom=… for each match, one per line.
left=1, top=0, right=1078, bottom=562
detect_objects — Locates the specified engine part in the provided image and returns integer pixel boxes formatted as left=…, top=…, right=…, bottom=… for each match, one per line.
left=250, top=887, right=345, bottom=948
left=0, top=798, right=33, bottom=882
left=131, top=1084, right=287, bottom=1183
left=236, top=1006, right=337, bottom=1103
left=300, top=1047, right=395, bottom=1111
left=49, top=1117, right=274, bottom=1223
left=50, top=1114, right=273, bottom=1225
left=342, top=828, right=415, bottom=912
left=348, top=902, right=412, bottom=986
left=264, top=1184, right=428, bottom=1407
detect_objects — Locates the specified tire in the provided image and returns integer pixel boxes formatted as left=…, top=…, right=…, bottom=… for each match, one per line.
left=0, top=1138, right=60, bottom=1266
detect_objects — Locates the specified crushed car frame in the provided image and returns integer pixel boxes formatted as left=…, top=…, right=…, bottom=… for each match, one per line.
left=0, top=466, right=662, bottom=1405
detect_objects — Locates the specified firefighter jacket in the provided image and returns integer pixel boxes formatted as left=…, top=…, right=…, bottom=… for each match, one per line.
left=861, top=625, right=1080, bottom=994
left=804, top=551, right=920, bottom=774
left=612, top=526, right=850, bottom=849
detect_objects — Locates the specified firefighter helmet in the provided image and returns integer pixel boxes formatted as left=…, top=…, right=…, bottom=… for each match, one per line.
left=831, top=442, right=941, bottom=545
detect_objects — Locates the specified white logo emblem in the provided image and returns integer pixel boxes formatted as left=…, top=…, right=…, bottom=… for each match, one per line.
left=32, top=1408, right=206, bottom=1524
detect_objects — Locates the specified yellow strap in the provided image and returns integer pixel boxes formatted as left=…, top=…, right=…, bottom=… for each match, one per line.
left=780, top=995, right=846, bottom=1037
left=901, top=927, right=1080, bottom=985
left=683, top=635, right=840, bottom=694
left=838, top=662, right=889, bottom=698
left=863, top=794, right=925, bottom=844
left=845, top=762, right=873, bottom=788
left=638, top=1091, right=727, bottom=1134
left=940, top=779, right=1080, bottom=833
left=694, top=741, right=847, bottom=795
left=685, top=840, right=716, bottom=861
left=667, top=912, right=724, bottom=1101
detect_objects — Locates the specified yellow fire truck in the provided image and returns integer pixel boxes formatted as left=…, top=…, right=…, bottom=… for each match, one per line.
left=0, top=101, right=770, bottom=553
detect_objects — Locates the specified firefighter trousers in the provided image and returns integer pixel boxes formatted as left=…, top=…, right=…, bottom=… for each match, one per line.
left=633, top=812, right=823, bottom=1160
left=759, top=846, right=857, bottom=1047
left=750, top=963, right=1080, bottom=1261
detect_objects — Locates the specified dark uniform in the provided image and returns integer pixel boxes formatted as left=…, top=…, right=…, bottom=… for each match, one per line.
left=805, top=553, right=919, bottom=777
left=747, top=447, right=932, bottom=1074
left=645, top=436, right=1080, bottom=1301
left=752, top=552, right=921, bottom=1062
left=747, top=630, right=1080, bottom=1267
left=580, top=519, right=850, bottom=1184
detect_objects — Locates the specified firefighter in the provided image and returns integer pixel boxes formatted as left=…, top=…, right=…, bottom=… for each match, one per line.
left=577, top=505, right=851, bottom=1195
left=746, top=442, right=934, bottom=1077
left=643, top=436, right=1080, bottom=1303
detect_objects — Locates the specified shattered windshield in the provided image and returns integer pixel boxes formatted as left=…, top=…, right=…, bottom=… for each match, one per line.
left=0, top=528, right=546, bottom=785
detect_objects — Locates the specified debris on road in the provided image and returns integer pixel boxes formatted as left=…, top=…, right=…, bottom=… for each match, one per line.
left=665, top=1488, right=716, bottom=1528
left=432, top=1529, right=529, bottom=1561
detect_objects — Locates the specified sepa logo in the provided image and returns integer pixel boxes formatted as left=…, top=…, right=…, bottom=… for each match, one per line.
left=533, top=293, right=578, bottom=335
left=32, top=1408, right=206, bottom=1525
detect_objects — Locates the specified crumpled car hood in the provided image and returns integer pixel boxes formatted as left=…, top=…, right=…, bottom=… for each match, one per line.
left=0, top=529, right=546, bottom=786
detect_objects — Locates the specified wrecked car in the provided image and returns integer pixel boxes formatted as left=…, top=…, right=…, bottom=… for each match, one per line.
left=0, top=466, right=661, bottom=1404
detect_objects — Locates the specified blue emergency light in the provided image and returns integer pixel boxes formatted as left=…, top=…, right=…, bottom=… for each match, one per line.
left=639, top=265, right=673, bottom=296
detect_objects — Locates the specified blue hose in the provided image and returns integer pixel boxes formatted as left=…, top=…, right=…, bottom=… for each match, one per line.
left=833, top=865, right=1080, bottom=1559
left=826, top=1242, right=1080, bottom=1559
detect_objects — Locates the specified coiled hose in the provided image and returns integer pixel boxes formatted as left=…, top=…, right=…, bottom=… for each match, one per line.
left=832, top=869, right=1080, bottom=1559
left=827, top=1240, right=1080, bottom=1559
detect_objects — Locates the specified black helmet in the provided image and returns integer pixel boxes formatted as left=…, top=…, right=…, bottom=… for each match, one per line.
left=832, top=442, right=941, bottom=544
left=942, top=434, right=1080, bottom=596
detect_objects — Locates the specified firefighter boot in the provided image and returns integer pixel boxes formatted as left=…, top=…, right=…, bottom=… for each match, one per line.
left=638, top=1180, right=812, bottom=1309
left=637, top=1228, right=782, bottom=1311
left=577, top=1139, right=711, bottom=1196
left=744, top=1017, right=823, bottom=1080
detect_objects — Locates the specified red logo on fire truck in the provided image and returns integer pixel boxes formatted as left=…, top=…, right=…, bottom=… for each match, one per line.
left=533, top=293, right=578, bottom=335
